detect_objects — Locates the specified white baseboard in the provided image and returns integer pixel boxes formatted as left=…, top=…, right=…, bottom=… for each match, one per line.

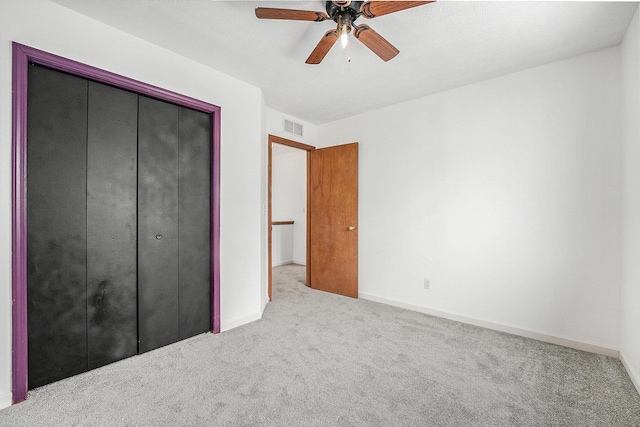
left=220, top=310, right=263, bottom=332
left=0, top=391, right=12, bottom=410
left=620, top=351, right=640, bottom=394
left=272, top=261, right=306, bottom=267
left=359, top=292, right=619, bottom=358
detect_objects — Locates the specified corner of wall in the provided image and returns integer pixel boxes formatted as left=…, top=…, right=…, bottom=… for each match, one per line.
left=260, top=95, right=269, bottom=314
left=621, top=4, right=640, bottom=396
left=621, top=351, right=640, bottom=394
left=264, top=107, right=318, bottom=147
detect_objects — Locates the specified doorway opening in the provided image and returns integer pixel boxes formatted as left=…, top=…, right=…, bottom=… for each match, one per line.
left=268, top=135, right=315, bottom=300
left=267, top=135, right=359, bottom=301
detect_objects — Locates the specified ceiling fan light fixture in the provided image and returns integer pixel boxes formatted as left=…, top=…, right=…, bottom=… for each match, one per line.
left=337, top=12, right=352, bottom=49
left=340, top=25, right=349, bottom=48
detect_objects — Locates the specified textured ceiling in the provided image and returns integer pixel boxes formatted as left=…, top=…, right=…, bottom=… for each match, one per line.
left=52, top=0, right=637, bottom=124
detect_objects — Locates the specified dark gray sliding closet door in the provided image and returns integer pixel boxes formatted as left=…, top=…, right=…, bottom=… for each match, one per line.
left=87, top=81, right=139, bottom=369
left=27, top=65, right=211, bottom=387
left=27, top=65, right=88, bottom=388
left=138, top=97, right=211, bottom=352
left=137, top=97, right=181, bottom=352
left=178, top=107, right=211, bottom=339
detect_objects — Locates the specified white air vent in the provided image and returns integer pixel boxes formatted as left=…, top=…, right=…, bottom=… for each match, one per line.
left=283, top=118, right=303, bottom=137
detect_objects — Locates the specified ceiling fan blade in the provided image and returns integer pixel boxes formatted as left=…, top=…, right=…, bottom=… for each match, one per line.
left=255, top=7, right=330, bottom=22
left=360, top=1, right=434, bottom=19
left=353, top=25, right=399, bottom=62
left=306, top=30, right=339, bottom=64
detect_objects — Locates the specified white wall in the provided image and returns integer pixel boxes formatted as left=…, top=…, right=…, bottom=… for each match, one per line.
left=271, top=224, right=294, bottom=266
left=621, top=7, right=640, bottom=393
left=272, top=149, right=307, bottom=265
left=265, top=108, right=318, bottom=148
left=319, top=47, right=623, bottom=354
left=0, top=0, right=265, bottom=407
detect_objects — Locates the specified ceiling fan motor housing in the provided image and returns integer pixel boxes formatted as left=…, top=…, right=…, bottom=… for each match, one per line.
left=326, top=1, right=363, bottom=23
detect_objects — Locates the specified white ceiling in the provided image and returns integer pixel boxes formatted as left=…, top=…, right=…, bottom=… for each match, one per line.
left=51, top=0, right=637, bottom=125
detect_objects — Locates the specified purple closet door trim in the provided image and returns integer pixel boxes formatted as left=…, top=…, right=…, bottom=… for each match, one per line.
left=11, top=42, right=29, bottom=405
left=211, top=115, right=221, bottom=334
left=11, top=42, right=222, bottom=404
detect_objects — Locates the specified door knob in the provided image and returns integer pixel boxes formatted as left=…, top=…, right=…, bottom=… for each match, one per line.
left=348, top=226, right=355, bottom=231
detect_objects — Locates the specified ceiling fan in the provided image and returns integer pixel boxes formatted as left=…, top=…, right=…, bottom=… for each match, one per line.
left=255, top=1, right=434, bottom=64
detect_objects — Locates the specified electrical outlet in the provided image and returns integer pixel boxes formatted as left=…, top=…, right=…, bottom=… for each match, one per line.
left=424, top=278, right=431, bottom=290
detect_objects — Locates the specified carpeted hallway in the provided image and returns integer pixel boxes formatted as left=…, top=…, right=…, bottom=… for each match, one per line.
left=1, top=264, right=639, bottom=426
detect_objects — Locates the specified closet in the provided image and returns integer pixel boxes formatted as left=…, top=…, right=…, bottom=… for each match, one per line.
left=26, top=64, right=211, bottom=388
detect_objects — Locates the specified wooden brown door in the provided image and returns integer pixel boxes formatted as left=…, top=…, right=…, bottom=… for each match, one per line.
left=309, top=142, right=358, bottom=298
